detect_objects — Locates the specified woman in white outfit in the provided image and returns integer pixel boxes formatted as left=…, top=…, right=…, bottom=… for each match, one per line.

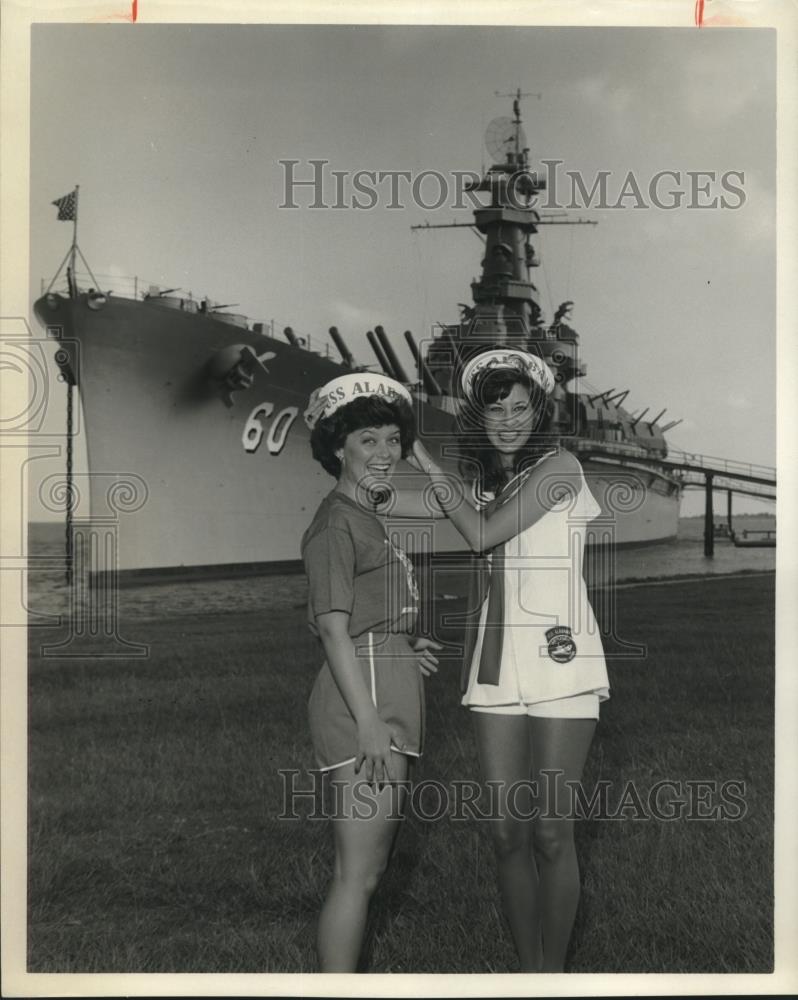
left=410, top=348, right=610, bottom=972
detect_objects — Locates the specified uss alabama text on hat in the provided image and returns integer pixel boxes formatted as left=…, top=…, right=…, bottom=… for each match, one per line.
left=304, top=373, right=413, bottom=429
left=460, top=349, right=556, bottom=402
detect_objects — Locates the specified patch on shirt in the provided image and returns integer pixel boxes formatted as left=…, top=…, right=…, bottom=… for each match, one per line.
left=546, top=626, right=577, bottom=663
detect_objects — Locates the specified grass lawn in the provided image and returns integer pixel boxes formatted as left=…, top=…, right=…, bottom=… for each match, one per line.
left=27, top=573, right=774, bottom=973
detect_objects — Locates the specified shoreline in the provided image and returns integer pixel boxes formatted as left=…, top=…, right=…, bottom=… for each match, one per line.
left=26, top=566, right=777, bottom=631
left=26, top=516, right=777, bottom=590
left=590, top=568, right=776, bottom=590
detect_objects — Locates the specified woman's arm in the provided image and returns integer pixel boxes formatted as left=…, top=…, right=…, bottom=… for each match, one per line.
left=315, top=610, right=401, bottom=784
left=371, top=481, right=448, bottom=519
left=412, top=440, right=580, bottom=553
left=374, top=466, right=446, bottom=520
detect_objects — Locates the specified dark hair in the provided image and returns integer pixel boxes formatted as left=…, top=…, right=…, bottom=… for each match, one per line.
left=456, top=367, right=556, bottom=495
left=310, top=394, right=416, bottom=478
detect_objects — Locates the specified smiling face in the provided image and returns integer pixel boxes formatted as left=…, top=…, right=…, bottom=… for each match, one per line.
left=482, top=381, right=539, bottom=461
left=336, top=423, right=403, bottom=497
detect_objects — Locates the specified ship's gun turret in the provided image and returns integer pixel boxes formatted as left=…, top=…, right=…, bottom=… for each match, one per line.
left=329, top=326, right=354, bottom=368
left=404, top=330, right=442, bottom=395
left=375, top=326, right=409, bottom=384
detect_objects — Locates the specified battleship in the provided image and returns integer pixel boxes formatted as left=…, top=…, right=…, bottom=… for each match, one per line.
left=33, top=94, right=683, bottom=579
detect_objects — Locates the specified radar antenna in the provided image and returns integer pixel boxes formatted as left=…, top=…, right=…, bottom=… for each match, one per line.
left=484, top=117, right=526, bottom=163
left=485, top=89, right=541, bottom=164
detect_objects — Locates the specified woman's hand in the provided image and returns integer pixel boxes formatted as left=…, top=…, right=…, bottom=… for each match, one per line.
left=412, top=635, right=443, bottom=676
left=355, top=712, right=401, bottom=785
left=316, top=612, right=403, bottom=786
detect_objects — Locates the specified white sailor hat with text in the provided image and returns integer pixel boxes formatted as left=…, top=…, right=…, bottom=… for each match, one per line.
left=304, top=373, right=413, bottom=429
left=460, top=349, right=556, bottom=402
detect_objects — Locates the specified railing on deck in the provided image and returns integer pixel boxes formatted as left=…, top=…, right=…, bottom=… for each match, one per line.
left=678, top=470, right=776, bottom=501
left=40, top=269, right=335, bottom=359
left=573, top=438, right=775, bottom=485
left=42, top=270, right=148, bottom=300
left=665, top=448, right=775, bottom=482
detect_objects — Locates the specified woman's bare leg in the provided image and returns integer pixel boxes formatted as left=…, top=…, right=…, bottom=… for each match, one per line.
left=316, top=752, right=409, bottom=972
left=472, top=712, right=542, bottom=972
left=530, top=717, right=596, bottom=972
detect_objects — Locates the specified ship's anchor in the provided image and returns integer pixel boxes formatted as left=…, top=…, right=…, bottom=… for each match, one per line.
left=206, top=344, right=276, bottom=407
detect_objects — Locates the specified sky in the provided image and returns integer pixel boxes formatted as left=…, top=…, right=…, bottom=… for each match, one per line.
left=27, top=23, right=777, bottom=517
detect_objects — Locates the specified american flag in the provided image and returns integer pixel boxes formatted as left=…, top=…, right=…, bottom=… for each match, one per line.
left=51, top=189, right=77, bottom=221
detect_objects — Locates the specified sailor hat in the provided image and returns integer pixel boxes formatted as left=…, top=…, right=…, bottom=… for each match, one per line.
left=304, top=372, right=413, bottom=429
left=460, top=348, right=556, bottom=402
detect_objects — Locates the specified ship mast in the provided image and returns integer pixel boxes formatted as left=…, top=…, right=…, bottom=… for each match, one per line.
left=412, top=91, right=593, bottom=349
left=464, top=88, right=544, bottom=342
left=415, top=91, right=597, bottom=399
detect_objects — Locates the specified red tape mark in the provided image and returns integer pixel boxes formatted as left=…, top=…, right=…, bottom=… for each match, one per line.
left=132, top=0, right=138, bottom=21
left=695, top=0, right=705, bottom=26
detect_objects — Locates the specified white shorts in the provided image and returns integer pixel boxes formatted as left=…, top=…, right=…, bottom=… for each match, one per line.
left=469, top=691, right=600, bottom=720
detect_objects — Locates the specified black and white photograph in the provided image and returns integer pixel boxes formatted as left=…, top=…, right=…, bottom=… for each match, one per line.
left=1, top=1, right=796, bottom=994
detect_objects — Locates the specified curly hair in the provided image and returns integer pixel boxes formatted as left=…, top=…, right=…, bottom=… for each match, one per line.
left=456, top=367, right=556, bottom=495
left=310, top=394, right=416, bottom=478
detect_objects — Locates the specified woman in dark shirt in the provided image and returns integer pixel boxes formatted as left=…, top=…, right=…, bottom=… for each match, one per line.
left=301, top=373, right=441, bottom=972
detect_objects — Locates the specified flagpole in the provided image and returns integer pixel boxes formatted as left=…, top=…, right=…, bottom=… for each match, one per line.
left=71, top=184, right=79, bottom=279
left=48, top=187, right=81, bottom=297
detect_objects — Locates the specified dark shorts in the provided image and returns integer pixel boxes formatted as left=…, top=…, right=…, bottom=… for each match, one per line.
left=308, top=631, right=425, bottom=771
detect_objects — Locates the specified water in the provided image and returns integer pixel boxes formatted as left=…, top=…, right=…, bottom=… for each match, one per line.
left=586, top=516, right=776, bottom=584
left=25, top=517, right=776, bottom=626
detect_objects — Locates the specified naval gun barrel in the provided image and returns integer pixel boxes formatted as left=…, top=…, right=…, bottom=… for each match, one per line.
left=404, top=330, right=442, bottom=395
left=650, top=407, right=667, bottom=427
left=328, top=326, right=354, bottom=368
left=366, top=330, right=397, bottom=378
left=375, top=326, right=409, bottom=383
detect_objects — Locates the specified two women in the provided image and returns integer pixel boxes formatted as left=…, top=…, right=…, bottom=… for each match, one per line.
left=301, top=350, right=609, bottom=972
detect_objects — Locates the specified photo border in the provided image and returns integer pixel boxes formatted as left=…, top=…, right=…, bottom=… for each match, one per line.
left=2, top=1, right=796, bottom=996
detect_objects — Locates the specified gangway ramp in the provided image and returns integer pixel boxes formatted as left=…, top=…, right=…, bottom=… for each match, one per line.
left=573, top=440, right=776, bottom=555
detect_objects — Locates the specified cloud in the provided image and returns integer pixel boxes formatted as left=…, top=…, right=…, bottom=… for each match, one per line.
left=571, top=74, right=635, bottom=119
left=330, top=299, right=376, bottom=330
left=568, top=34, right=774, bottom=137
left=673, top=40, right=775, bottom=126
left=732, top=169, right=776, bottom=246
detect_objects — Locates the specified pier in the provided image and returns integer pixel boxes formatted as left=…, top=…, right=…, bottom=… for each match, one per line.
left=573, top=442, right=776, bottom=556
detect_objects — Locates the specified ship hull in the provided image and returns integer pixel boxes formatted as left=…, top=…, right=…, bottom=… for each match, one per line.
left=34, top=294, right=681, bottom=578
